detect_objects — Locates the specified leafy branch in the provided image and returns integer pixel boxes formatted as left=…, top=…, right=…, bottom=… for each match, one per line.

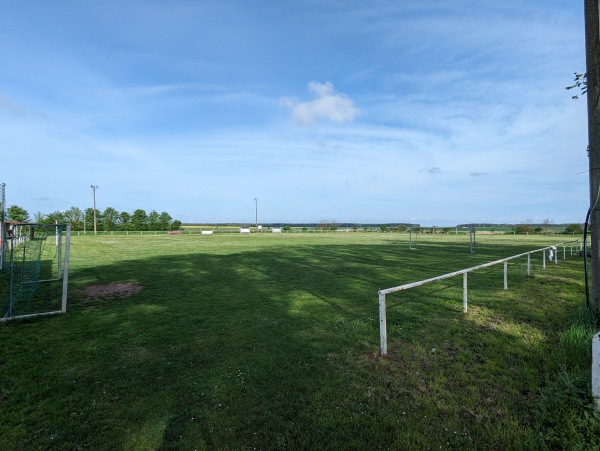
left=566, top=72, right=588, bottom=99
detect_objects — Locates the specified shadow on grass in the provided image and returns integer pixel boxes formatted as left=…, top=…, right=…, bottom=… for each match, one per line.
left=0, top=236, right=587, bottom=449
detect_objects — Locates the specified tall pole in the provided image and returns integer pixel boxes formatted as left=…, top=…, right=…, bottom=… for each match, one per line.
left=91, top=185, right=99, bottom=235
left=585, top=0, right=600, bottom=309
left=254, top=198, right=258, bottom=231
left=0, top=182, right=5, bottom=270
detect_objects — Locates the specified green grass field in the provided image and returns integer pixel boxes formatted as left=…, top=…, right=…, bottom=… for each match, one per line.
left=1, top=233, right=598, bottom=449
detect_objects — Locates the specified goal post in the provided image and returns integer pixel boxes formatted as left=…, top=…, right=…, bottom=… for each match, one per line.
left=1, top=223, right=71, bottom=321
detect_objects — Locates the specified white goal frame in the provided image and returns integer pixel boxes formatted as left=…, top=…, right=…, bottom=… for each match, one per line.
left=1, top=223, right=71, bottom=322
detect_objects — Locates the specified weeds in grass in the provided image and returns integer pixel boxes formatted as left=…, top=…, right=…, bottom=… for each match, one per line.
left=536, top=305, right=600, bottom=450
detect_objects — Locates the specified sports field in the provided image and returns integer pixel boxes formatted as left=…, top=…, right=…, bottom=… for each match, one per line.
left=0, top=232, right=597, bottom=449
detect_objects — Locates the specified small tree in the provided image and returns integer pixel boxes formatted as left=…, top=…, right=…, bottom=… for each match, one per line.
left=318, top=219, right=338, bottom=231
left=564, top=223, right=584, bottom=235
left=84, top=208, right=95, bottom=232
left=148, top=210, right=160, bottom=231
left=7, top=205, right=30, bottom=222
left=158, top=212, right=172, bottom=231
left=33, top=211, right=46, bottom=223
left=132, top=209, right=148, bottom=231
left=542, top=218, right=554, bottom=234
left=64, top=206, right=83, bottom=230
left=102, top=207, right=119, bottom=231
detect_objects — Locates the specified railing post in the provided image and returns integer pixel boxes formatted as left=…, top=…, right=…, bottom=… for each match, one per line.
left=504, top=260, right=508, bottom=289
left=555, top=248, right=558, bottom=264
left=463, top=272, right=468, bottom=313
left=379, top=292, right=387, bottom=356
left=563, top=244, right=566, bottom=260
left=527, top=253, right=531, bottom=276
left=543, top=250, right=546, bottom=269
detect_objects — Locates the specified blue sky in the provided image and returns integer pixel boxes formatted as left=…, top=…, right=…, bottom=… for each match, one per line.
left=0, top=1, right=589, bottom=225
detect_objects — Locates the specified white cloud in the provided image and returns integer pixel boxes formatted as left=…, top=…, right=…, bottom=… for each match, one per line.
left=282, top=81, right=359, bottom=125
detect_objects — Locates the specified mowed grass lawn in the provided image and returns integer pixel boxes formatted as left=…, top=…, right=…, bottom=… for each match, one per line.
left=0, top=232, right=595, bottom=449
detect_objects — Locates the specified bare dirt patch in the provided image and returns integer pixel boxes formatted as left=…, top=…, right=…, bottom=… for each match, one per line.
left=84, top=282, right=143, bottom=300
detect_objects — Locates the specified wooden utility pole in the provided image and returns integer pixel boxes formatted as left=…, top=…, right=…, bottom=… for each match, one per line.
left=585, top=0, right=600, bottom=308
left=91, top=185, right=99, bottom=235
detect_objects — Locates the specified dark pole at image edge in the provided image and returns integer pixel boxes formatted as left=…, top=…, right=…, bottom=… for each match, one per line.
left=584, top=0, right=600, bottom=309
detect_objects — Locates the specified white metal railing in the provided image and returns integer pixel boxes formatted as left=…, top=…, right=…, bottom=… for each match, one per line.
left=378, top=239, right=585, bottom=356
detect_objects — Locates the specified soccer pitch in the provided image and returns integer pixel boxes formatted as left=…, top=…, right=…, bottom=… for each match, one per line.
left=0, top=232, right=591, bottom=449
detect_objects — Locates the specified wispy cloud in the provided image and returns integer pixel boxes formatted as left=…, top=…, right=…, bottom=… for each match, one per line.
left=281, top=81, right=359, bottom=125
left=0, top=94, right=44, bottom=118
left=421, top=167, right=444, bottom=175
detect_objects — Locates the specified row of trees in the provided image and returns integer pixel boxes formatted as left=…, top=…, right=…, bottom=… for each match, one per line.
left=4, top=205, right=182, bottom=232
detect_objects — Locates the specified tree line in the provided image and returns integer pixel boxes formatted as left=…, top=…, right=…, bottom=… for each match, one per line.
left=4, top=205, right=182, bottom=232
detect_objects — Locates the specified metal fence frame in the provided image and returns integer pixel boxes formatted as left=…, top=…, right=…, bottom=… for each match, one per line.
left=1, top=223, right=71, bottom=322
left=378, top=239, right=585, bottom=356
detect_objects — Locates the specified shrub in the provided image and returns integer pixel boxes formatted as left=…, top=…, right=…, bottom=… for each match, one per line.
left=564, top=224, right=584, bottom=235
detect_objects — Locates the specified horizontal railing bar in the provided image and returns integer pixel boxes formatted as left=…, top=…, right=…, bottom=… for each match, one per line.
left=0, top=310, right=62, bottom=322
left=378, top=241, right=577, bottom=296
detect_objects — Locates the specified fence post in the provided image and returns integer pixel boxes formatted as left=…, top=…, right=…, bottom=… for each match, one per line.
left=463, top=272, right=468, bottom=313
left=543, top=250, right=546, bottom=269
left=379, top=292, right=387, bottom=356
left=504, top=260, right=508, bottom=289
left=527, top=253, right=531, bottom=276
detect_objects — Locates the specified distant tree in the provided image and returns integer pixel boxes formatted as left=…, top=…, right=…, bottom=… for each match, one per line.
left=318, top=219, right=338, bottom=231
left=7, top=205, right=30, bottom=222
left=514, top=225, right=528, bottom=234
left=158, top=212, right=172, bottom=231
left=514, top=219, right=534, bottom=235
left=34, top=211, right=46, bottom=223
left=118, top=211, right=131, bottom=229
left=102, top=207, right=119, bottom=231
left=380, top=224, right=387, bottom=232
left=84, top=208, right=95, bottom=232
left=148, top=210, right=160, bottom=230
left=132, top=209, right=148, bottom=231
left=170, top=220, right=182, bottom=230
left=542, top=218, right=554, bottom=234
left=564, top=223, right=584, bottom=235
left=64, top=206, right=83, bottom=230
left=45, top=210, right=67, bottom=225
